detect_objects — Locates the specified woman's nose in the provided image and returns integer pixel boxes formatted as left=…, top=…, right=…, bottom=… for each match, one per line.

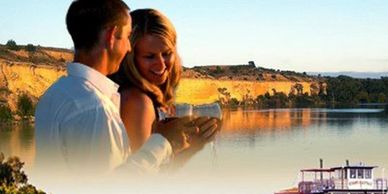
left=154, top=54, right=166, bottom=70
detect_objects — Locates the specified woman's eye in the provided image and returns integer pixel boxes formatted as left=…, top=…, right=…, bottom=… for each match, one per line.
left=162, top=52, right=172, bottom=58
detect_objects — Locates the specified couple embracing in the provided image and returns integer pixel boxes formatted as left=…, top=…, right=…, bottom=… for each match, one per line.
left=34, top=0, right=219, bottom=175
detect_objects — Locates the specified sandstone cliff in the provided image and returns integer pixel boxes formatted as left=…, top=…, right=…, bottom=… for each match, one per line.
left=0, top=45, right=70, bottom=112
left=0, top=60, right=65, bottom=111
left=175, top=79, right=317, bottom=105
left=0, top=46, right=325, bottom=113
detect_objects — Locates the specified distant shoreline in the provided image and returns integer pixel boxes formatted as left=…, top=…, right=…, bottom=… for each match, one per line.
left=308, top=71, right=388, bottom=79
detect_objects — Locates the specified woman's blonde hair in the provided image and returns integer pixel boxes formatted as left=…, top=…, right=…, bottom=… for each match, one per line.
left=110, top=9, right=182, bottom=109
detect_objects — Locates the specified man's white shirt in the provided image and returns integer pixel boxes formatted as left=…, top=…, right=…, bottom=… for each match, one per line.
left=34, top=63, right=172, bottom=174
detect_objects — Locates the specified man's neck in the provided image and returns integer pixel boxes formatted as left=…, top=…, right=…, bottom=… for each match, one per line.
left=73, top=49, right=109, bottom=76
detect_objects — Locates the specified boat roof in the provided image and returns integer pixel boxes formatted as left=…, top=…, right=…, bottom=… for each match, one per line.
left=301, top=166, right=377, bottom=172
left=301, top=168, right=334, bottom=172
left=331, top=166, right=377, bottom=170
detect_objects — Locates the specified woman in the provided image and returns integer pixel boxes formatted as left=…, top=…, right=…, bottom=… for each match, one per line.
left=110, top=9, right=184, bottom=152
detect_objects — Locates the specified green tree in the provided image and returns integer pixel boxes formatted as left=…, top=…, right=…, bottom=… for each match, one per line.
left=293, top=93, right=316, bottom=107
left=0, top=153, right=46, bottom=194
left=326, top=76, right=361, bottom=105
left=361, top=78, right=385, bottom=94
left=382, top=77, right=388, bottom=96
left=248, top=61, right=256, bottom=67
left=256, top=95, right=266, bottom=108
left=5, top=40, right=19, bottom=51
left=0, top=105, right=13, bottom=121
left=377, top=93, right=386, bottom=103
left=17, top=94, right=34, bottom=119
left=230, top=98, right=240, bottom=106
left=264, top=92, right=271, bottom=99
left=356, top=91, right=369, bottom=103
left=25, top=44, right=36, bottom=52
left=270, top=92, right=288, bottom=108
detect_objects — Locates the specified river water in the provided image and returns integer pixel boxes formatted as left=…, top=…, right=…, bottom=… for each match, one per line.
left=0, top=108, right=387, bottom=194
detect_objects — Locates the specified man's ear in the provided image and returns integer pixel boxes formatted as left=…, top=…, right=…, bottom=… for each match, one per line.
left=104, top=26, right=118, bottom=50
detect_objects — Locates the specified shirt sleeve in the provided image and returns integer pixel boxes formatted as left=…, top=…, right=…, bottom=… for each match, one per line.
left=120, top=133, right=173, bottom=174
left=59, top=104, right=172, bottom=174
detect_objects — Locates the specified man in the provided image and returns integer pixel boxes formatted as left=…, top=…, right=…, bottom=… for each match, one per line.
left=35, top=0, right=217, bottom=174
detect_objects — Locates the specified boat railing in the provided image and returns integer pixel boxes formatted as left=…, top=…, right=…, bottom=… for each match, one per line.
left=375, top=178, right=388, bottom=190
left=299, top=179, right=335, bottom=193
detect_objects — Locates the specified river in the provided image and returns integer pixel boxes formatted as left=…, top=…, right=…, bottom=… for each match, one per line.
left=0, top=108, right=387, bottom=194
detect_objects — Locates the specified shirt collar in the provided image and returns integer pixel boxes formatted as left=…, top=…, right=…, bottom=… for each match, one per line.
left=67, top=62, right=119, bottom=98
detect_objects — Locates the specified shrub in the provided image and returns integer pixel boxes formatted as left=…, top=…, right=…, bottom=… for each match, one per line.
left=293, top=93, right=316, bottom=107
left=376, top=93, right=386, bottom=103
left=17, top=94, right=34, bottom=119
left=356, top=91, right=369, bottom=103
left=0, top=87, right=10, bottom=94
left=5, top=40, right=19, bottom=51
left=248, top=61, right=256, bottom=67
left=230, top=98, right=240, bottom=106
left=213, top=66, right=224, bottom=74
left=0, top=105, right=13, bottom=121
left=25, top=44, right=36, bottom=52
left=0, top=153, right=46, bottom=194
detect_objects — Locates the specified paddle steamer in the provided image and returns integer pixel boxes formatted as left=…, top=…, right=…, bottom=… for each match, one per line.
left=276, top=160, right=387, bottom=194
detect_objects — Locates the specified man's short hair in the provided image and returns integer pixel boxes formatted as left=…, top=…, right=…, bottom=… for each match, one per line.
left=66, top=0, right=130, bottom=50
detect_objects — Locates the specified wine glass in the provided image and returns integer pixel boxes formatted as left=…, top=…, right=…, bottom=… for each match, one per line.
left=174, top=103, right=193, bottom=117
left=169, top=103, right=222, bottom=167
left=192, top=103, right=222, bottom=167
left=192, top=103, right=222, bottom=120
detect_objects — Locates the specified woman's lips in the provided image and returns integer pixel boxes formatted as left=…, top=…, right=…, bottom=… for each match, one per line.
left=151, top=69, right=166, bottom=76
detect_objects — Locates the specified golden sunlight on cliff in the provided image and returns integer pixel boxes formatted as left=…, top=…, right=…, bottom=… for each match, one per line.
left=0, top=46, right=323, bottom=112
left=0, top=61, right=65, bottom=111
left=0, top=61, right=318, bottom=112
left=175, top=78, right=314, bottom=105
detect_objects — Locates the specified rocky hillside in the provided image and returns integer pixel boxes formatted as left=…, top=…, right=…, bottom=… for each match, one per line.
left=0, top=45, right=70, bottom=113
left=182, top=62, right=315, bottom=82
left=0, top=45, right=325, bottom=113
left=0, top=45, right=72, bottom=66
left=179, top=62, right=326, bottom=105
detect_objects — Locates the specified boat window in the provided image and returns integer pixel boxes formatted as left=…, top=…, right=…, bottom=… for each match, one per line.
left=365, top=169, right=371, bottom=179
left=357, top=169, right=364, bottom=179
left=337, top=170, right=342, bottom=178
left=350, top=169, right=356, bottom=179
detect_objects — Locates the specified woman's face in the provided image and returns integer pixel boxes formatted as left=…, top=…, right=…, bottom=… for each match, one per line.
left=135, top=34, right=175, bottom=86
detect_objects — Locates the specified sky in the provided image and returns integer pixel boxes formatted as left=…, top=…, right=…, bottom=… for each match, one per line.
left=1, top=0, right=388, bottom=72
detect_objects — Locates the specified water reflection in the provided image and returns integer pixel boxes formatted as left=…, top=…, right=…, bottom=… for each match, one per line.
left=0, top=108, right=385, bottom=170
left=0, top=108, right=387, bottom=194
left=221, top=108, right=314, bottom=135
left=0, top=122, right=35, bottom=168
left=220, top=108, right=386, bottom=136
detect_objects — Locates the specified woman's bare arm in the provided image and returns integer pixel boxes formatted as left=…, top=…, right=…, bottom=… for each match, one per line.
left=120, top=88, right=156, bottom=152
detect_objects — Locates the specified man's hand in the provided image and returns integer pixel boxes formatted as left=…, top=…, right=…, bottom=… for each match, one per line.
left=153, top=116, right=198, bottom=154
left=195, top=117, right=220, bottom=141
left=169, top=116, right=221, bottom=169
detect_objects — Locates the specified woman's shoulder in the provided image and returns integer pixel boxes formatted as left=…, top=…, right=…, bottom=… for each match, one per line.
left=120, top=87, right=153, bottom=107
